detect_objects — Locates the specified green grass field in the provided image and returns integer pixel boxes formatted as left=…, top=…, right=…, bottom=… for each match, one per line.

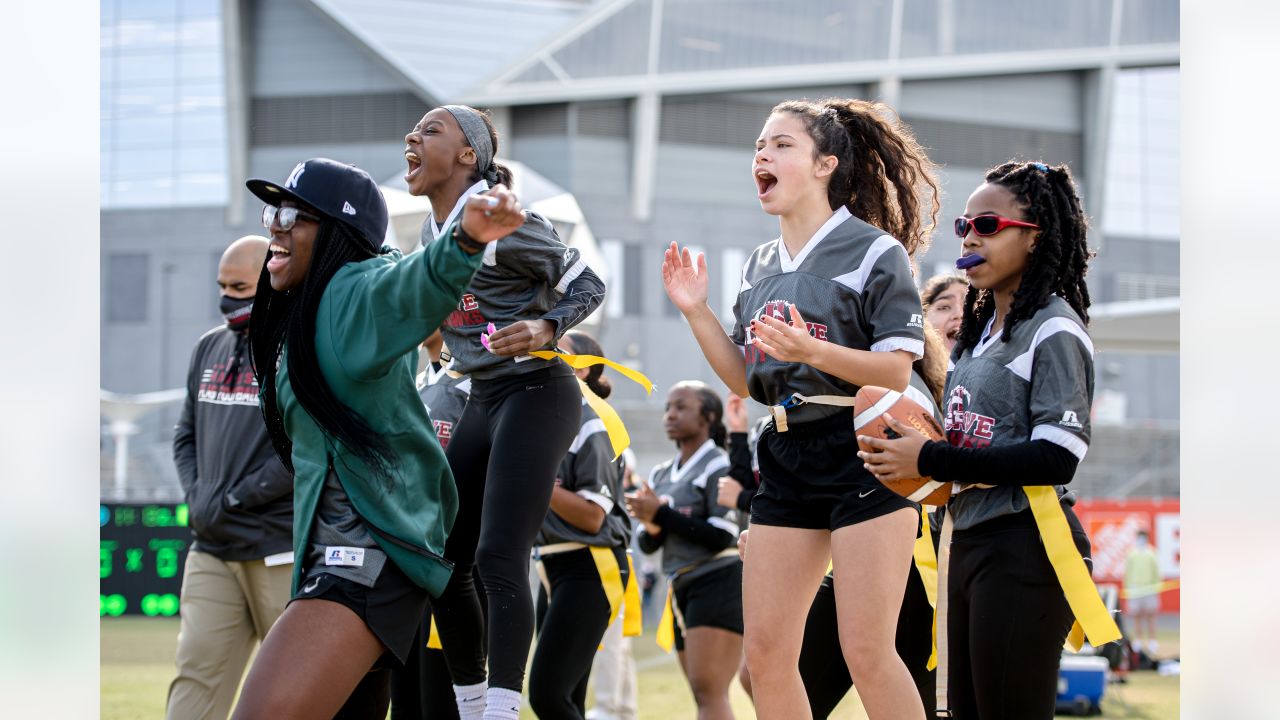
left=102, top=618, right=1178, bottom=719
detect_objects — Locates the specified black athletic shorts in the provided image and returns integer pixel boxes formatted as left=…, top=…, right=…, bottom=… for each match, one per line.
left=294, top=559, right=430, bottom=668
left=751, top=411, right=919, bottom=532
left=672, top=560, right=743, bottom=652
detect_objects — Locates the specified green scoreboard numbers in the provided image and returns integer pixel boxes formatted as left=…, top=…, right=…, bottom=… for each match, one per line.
left=100, top=503, right=190, bottom=616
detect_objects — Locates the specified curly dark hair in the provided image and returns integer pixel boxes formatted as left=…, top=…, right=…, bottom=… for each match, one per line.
left=771, top=97, right=941, bottom=262
left=955, top=161, right=1094, bottom=353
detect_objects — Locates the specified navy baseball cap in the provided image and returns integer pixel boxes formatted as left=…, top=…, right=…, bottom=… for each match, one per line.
left=247, top=158, right=389, bottom=252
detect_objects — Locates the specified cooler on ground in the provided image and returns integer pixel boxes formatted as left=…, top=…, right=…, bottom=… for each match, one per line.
left=1056, top=654, right=1108, bottom=715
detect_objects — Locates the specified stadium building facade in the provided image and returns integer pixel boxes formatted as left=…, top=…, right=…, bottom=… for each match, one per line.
left=101, top=0, right=1178, bottom=497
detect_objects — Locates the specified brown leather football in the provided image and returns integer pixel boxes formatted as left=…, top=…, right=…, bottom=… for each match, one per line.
left=853, top=385, right=951, bottom=506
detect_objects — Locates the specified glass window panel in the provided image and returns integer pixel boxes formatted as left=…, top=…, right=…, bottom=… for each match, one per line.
left=117, top=51, right=178, bottom=85
left=177, top=112, right=226, bottom=145
left=112, top=85, right=178, bottom=116
left=178, top=49, right=222, bottom=80
left=115, top=115, right=177, bottom=148
left=111, top=177, right=175, bottom=208
left=180, top=0, right=221, bottom=18
left=177, top=145, right=226, bottom=174
left=115, top=19, right=179, bottom=51
left=176, top=80, right=224, bottom=112
left=175, top=173, right=228, bottom=205
left=178, top=17, right=222, bottom=48
left=119, top=0, right=178, bottom=21
left=114, top=147, right=175, bottom=178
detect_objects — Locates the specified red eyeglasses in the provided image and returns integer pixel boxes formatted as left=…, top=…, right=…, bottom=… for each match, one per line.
left=954, top=214, right=1040, bottom=238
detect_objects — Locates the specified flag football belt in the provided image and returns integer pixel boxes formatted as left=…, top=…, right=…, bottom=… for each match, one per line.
left=655, top=548, right=740, bottom=653
left=427, top=545, right=641, bottom=651
left=532, top=543, right=642, bottom=646
left=767, top=391, right=858, bottom=433
left=933, top=488, right=1123, bottom=716
left=528, top=350, right=653, bottom=460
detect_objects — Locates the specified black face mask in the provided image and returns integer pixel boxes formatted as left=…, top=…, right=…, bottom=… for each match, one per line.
left=221, top=295, right=254, bottom=331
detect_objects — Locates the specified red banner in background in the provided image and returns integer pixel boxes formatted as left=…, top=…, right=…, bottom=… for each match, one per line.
left=1073, top=497, right=1180, bottom=613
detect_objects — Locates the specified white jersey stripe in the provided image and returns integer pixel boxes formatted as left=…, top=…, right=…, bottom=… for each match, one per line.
left=832, top=234, right=900, bottom=295
left=691, top=455, right=731, bottom=488
left=707, top=516, right=741, bottom=537
left=1031, top=423, right=1089, bottom=460
left=1004, top=317, right=1095, bottom=382
left=576, top=489, right=615, bottom=513
left=871, top=336, right=925, bottom=358
left=554, top=256, right=589, bottom=294
left=568, top=418, right=608, bottom=454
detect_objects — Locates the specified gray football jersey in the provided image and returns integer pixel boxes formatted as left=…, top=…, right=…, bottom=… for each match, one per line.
left=730, top=208, right=926, bottom=423
left=644, top=440, right=738, bottom=581
left=944, top=296, right=1094, bottom=530
left=537, top=399, right=633, bottom=548
left=416, top=368, right=471, bottom=451
left=424, top=209, right=603, bottom=380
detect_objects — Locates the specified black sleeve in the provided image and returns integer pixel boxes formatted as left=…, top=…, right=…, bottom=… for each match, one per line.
left=637, top=526, right=664, bottom=554
left=541, top=265, right=605, bottom=339
left=652, top=504, right=736, bottom=552
left=226, top=456, right=293, bottom=509
left=172, top=342, right=202, bottom=495
left=917, top=438, right=1079, bottom=487
left=726, top=432, right=752, bottom=485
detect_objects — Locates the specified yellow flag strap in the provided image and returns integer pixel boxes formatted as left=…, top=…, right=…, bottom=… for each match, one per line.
left=911, top=506, right=940, bottom=671
left=623, top=552, right=643, bottom=637
left=527, top=351, right=654, bottom=395
left=589, top=546, right=627, bottom=634
left=1024, top=486, right=1123, bottom=650
left=656, top=585, right=676, bottom=653
left=577, top=379, right=631, bottom=460
left=426, top=615, right=442, bottom=650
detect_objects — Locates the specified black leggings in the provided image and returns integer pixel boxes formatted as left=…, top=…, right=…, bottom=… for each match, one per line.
left=388, top=616, right=461, bottom=720
left=432, top=367, right=582, bottom=692
left=799, top=563, right=936, bottom=718
left=530, top=546, right=630, bottom=720
left=946, top=508, right=1089, bottom=720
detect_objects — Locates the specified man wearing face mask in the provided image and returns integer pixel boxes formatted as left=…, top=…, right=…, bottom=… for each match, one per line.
left=167, top=235, right=294, bottom=720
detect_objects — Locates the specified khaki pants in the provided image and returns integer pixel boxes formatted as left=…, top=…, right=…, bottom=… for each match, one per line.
left=165, top=549, right=292, bottom=720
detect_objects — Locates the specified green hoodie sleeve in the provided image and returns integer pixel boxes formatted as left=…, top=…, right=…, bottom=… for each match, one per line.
left=327, top=223, right=483, bottom=380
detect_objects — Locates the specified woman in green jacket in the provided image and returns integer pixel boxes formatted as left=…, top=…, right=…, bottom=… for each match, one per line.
left=231, top=158, right=525, bottom=720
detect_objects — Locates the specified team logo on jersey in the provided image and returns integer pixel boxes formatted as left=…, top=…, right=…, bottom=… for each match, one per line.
left=433, top=420, right=454, bottom=448
left=944, top=385, right=995, bottom=448
left=446, top=293, right=485, bottom=328
left=744, top=300, right=829, bottom=363
left=1059, top=410, right=1083, bottom=429
left=908, top=313, right=925, bottom=329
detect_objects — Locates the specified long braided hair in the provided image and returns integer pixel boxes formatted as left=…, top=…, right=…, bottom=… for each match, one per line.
left=772, top=97, right=941, bottom=261
left=248, top=218, right=395, bottom=481
left=955, top=161, right=1094, bottom=353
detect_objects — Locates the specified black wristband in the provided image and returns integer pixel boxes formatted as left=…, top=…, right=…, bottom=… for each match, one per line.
left=453, top=223, right=485, bottom=255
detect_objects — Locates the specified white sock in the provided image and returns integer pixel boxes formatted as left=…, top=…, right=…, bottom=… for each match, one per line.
left=453, top=681, right=487, bottom=720
left=482, top=687, right=523, bottom=720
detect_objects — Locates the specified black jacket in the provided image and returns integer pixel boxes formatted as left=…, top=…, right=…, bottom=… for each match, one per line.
left=173, top=325, right=292, bottom=561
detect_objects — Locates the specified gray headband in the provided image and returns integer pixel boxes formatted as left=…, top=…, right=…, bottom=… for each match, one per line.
left=442, top=105, right=497, bottom=183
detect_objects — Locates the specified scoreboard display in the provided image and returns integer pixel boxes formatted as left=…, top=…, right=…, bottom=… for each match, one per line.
left=100, top=503, right=191, bottom=617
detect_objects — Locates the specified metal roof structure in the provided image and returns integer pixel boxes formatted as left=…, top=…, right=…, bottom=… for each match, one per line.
left=305, top=0, right=591, bottom=104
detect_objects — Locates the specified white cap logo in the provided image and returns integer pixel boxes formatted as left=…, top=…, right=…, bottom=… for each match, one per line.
left=285, top=162, right=306, bottom=189
left=342, top=201, right=357, bottom=216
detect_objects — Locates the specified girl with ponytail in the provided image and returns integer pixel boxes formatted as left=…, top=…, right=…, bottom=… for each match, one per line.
left=403, top=105, right=607, bottom=719
left=662, top=97, right=941, bottom=719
